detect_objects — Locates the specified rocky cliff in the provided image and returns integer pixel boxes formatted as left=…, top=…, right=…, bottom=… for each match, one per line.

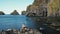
left=21, top=11, right=26, bottom=15
left=26, top=0, right=50, bottom=16
left=0, top=11, right=5, bottom=15
left=47, top=0, right=60, bottom=16
left=10, top=10, right=19, bottom=15
left=24, top=0, right=60, bottom=17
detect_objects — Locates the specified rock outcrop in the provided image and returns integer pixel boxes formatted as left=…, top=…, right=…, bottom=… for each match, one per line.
left=26, top=0, right=50, bottom=17
left=0, top=29, right=42, bottom=34
left=10, top=10, right=19, bottom=15
left=0, top=11, right=5, bottom=15
left=21, top=11, right=26, bottom=15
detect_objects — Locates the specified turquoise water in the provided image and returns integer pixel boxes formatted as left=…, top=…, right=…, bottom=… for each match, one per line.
left=0, top=15, right=35, bottom=30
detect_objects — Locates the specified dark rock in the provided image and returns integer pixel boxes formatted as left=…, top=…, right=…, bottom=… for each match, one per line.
left=10, top=10, right=19, bottom=15
left=0, top=29, right=42, bottom=34
left=0, top=11, right=5, bottom=15
left=26, top=0, right=50, bottom=17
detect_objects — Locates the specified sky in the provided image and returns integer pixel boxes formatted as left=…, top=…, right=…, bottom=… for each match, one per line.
left=0, top=0, right=34, bottom=14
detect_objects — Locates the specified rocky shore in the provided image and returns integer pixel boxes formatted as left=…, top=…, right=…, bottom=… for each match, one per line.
left=0, top=24, right=42, bottom=34
left=0, top=28, right=42, bottom=34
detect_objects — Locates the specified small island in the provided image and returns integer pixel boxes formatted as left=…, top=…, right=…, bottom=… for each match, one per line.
left=0, top=11, right=5, bottom=15
left=10, top=10, right=19, bottom=15
left=21, top=11, right=26, bottom=15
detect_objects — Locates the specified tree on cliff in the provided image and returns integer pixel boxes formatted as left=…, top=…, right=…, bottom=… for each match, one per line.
left=47, top=0, right=60, bottom=16
left=10, top=10, right=19, bottom=15
left=0, top=11, right=5, bottom=15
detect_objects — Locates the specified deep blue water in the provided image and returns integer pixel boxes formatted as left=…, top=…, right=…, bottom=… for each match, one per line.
left=0, top=15, right=35, bottom=31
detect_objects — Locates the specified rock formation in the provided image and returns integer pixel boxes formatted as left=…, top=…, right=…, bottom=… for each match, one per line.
left=10, top=10, right=19, bottom=15
left=26, top=0, right=50, bottom=17
left=21, top=11, right=26, bottom=15
left=0, top=11, right=5, bottom=15
left=0, top=28, right=42, bottom=34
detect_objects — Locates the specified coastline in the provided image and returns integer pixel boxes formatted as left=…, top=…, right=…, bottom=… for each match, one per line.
left=0, top=28, right=42, bottom=34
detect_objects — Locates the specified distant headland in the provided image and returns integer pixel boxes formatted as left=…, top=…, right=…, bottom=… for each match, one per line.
left=0, top=11, right=5, bottom=15
left=0, top=10, right=19, bottom=15
left=10, top=10, right=19, bottom=15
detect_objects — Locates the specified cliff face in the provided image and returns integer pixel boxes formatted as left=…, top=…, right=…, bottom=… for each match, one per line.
left=10, top=10, right=19, bottom=15
left=47, top=0, right=60, bottom=16
left=26, top=0, right=50, bottom=16
left=0, top=11, right=5, bottom=15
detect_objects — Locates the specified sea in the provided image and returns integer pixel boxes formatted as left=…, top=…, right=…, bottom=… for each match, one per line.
left=0, top=15, right=36, bottom=31
left=0, top=15, right=59, bottom=34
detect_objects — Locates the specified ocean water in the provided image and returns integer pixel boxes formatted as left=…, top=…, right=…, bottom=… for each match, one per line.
left=0, top=15, right=35, bottom=31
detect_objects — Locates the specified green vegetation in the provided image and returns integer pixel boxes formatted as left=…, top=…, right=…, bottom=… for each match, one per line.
left=0, top=11, right=5, bottom=15
left=47, top=0, right=60, bottom=16
left=10, top=10, right=19, bottom=15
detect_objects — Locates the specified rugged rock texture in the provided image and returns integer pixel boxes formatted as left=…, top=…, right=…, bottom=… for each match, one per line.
left=26, top=0, right=50, bottom=17
left=25, top=0, right=60, bottom=17
left=47, top=0, right=60, bottom=16
left=10, top=10, right=19, bottom=15
left=0, top=29, right=42, bottom=34
left=0, top=11, right=5, bottom=15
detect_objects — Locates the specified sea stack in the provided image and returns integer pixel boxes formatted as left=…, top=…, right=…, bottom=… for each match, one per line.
left=0, top=11, right=5, bottom=15
left=10, top=10, right=19, bottom=15
left=21, top=11, right=26, bottom=15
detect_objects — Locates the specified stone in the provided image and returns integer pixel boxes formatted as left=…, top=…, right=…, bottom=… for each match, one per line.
left=10, top=10, right=19, bottom=15
left=26, top=0, right=50, bottom=17
left=0, top=11, right=5, bottom=15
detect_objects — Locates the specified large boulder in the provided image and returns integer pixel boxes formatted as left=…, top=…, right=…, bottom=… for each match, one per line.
left=10, top=10, right=19, bottom=15
left=0, top=11, right=5, bottom=15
